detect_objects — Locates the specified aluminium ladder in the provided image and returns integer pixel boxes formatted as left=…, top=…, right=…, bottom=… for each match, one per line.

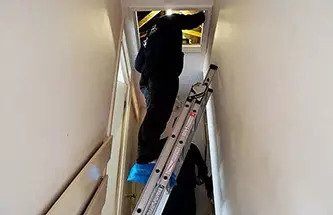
left=133, top=64, right=218, bottom=215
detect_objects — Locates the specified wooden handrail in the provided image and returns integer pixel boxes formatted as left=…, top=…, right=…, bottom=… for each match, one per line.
left=46, top=137, right=112, bottom=215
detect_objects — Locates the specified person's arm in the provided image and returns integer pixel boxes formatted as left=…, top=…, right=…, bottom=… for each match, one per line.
left=176, top=11, right=205, bottom=30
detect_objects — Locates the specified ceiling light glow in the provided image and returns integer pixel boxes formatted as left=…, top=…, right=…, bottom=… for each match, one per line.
left=166, top=9, right=173, bottom=15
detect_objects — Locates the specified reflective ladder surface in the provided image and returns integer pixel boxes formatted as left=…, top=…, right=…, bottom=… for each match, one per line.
left=133, top=64, right=218, bottom=215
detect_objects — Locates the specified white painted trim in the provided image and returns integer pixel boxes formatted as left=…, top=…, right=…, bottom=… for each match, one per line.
left=107, top=17, right=125, bottom=137
left=122, top=30, right=141, bottom=121
left=122, top=32, right=132, bottom=84
left=134, top=11, right=141, bottom=49
left=124, top=0, right=213, bottom=11
left=104, top=81, right=128, bottom=215
left=119, top=44, right=130, bottom=84
left=206, top=96, right=224, bottom=215
left=183, top=44, right=202, bottom=53
left=202, top=0, right=226, bottom=213
left=116, top=83, right=132, bottom=215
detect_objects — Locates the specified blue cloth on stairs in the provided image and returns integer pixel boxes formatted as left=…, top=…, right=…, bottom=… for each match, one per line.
left=127, top=163, right=177, bottom=187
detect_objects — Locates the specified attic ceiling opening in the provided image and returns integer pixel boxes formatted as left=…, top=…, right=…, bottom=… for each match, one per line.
left=135, top=10, right=204, bottom=48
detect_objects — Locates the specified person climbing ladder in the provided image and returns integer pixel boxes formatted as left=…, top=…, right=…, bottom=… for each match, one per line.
left=128, top=10, right=206, bottom=183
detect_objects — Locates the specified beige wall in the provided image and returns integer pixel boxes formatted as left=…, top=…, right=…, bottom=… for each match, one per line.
left=0, top=0, right=122, bottom=214
left=211, top=0, right=333, bottom=214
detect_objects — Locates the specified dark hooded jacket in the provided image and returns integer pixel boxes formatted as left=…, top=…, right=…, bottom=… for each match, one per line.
left=135, top=11, right=205, bottom=84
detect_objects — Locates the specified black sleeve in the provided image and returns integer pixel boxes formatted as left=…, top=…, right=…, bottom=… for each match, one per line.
left=177, top=11, right=206, bottom=30
left=191, top=144, right=208, bottom=180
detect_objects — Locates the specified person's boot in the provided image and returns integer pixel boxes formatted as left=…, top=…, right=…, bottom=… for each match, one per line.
left=128, top=137, right=176, bottom=186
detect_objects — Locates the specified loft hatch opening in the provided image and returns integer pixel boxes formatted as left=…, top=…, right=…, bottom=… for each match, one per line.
left=136, top=9, right=204, bottom=49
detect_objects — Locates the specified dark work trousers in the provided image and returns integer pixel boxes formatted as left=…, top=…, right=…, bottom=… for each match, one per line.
left=162, top=184, right=196, bottom=215
left=137, top=78, right=179, bottom=163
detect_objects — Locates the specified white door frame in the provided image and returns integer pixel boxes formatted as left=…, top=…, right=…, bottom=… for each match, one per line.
left=112, top=31, right=140, bottom=215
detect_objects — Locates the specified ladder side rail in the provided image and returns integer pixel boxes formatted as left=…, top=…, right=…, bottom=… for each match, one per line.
left=133, top=99, right=195, bottom=215
left=134, top=77, right=208, bottom=214
left=203, top=64, right=218, bottom=84
left=145, top=101, right=203, bottom=214
left=151, top=90, right=214, bottom=215
left=173, top=89, right=213, bottom=178
left=133, top=64, right=218, bottom=215
left=160, top=101, right=202, bottom=184
left=143, top=101, right=198, bottom=214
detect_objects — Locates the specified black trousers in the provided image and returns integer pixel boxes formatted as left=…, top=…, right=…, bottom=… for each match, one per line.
left=162, top=185, right=196, bottom=215
left=137, top=78, right=179, bottom=163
